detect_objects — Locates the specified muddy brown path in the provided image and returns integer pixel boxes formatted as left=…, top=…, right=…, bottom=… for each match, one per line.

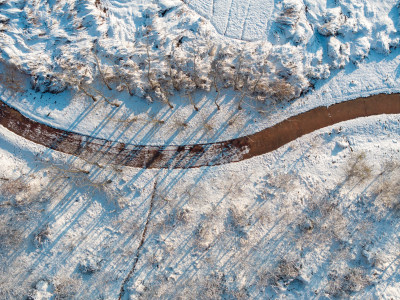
left=0, top=93, right=399, bottom=169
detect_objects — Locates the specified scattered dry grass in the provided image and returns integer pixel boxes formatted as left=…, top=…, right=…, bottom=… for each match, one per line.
left=53, top=274, right=82, bottom=300
left=0, top=61, right=27, bottom=93
left=33, top=224, right=51, bottom=248
left=268, top=79, right=296, bottom=102
left=346, top=152, right=372, bottom=182
left=172, top=119, right=189, bottom=132
left=326, top=267, right=371, bottom=298
left=373, top=160, right=400, bottom=212
left=0, top=218, right=24, bottom=252
left=268, top=258, right=301, bottom=287
left=0, top=178, right=28, bottom=198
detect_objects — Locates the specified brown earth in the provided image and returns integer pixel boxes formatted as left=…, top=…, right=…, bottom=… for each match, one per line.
left=0, top=93, right=399, bottom=169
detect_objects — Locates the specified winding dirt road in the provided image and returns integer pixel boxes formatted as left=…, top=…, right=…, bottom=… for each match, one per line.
left=0, top=93, right=399, bottom=169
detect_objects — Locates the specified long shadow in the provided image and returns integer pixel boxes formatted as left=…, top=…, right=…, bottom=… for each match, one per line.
left=0, top=81, right=399, bottom=299
left=0, top=92, right=399, bottom=170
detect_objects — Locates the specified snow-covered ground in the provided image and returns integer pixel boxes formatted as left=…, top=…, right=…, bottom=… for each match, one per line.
left=185, top=0, right=275, bottom=40
left=0, top=0, right=399, bottom=299
left=0, top=113, right=399, bottom=299
left=1, top=0, right=400, bottom=145
left=2, top=48, right=400, bottom=147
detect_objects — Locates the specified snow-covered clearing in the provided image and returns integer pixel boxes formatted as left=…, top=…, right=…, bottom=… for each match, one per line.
left=185, top=0, right=275, bottom=40
left=0, top=0, right=399, bottom=298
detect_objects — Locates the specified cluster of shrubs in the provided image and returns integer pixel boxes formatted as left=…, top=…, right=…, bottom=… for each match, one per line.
left=0, top=0, right=311, bottom=109
left=49, top=30, right=308, bottom=109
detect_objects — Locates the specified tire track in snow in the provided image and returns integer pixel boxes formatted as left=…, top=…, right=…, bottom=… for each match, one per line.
left=223, top=0, right=234, bottom=36
left=240, top=2, right=252, bottom=40
left=187, top=0, right=275, bottom=40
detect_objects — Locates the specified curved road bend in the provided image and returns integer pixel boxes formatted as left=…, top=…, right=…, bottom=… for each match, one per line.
left=0, top=93, right=399, bottom=169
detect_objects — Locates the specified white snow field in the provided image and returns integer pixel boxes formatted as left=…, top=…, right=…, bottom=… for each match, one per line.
left=185, top=0, right=275, bottom=40
left=0, top=0, right=400, bottom=299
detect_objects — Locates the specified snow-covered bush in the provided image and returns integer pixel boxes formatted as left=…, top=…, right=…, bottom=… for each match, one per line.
left=350, top=37, right=372, bottom=64
left=275, top=0, right=302, bottom=27
left=194, top=221, right=216, bottom=250
left=78, top=255, right=103, bottom=274
left=318, top=8, right=346, bottom=36
left=327, top=37, right=350, bottom=69
left=33, top=224, right=51, bottom=248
